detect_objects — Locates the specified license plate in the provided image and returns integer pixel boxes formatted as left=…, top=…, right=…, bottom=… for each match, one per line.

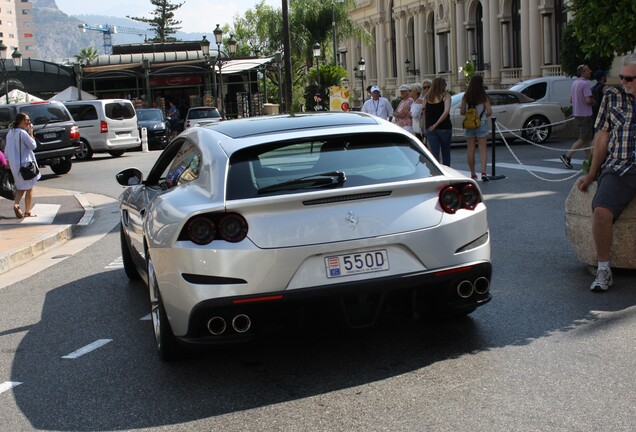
left=43, top=132, right=56, bottom=139
left=325, top=250, right=389, bottom=278
left=116, top=132, right=131, bottom=137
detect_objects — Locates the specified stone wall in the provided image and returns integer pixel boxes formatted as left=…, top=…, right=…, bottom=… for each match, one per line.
left=565, top=178, right=636, bottom=268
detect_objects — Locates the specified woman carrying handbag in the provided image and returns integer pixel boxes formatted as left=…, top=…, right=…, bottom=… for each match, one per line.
left=4, top=112, right=40, bottom=218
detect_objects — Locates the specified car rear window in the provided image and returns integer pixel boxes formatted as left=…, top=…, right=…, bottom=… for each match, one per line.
left=188, top=109, right=220, bottom=120
left=105, top=102, right=136, bottom=120
left=21, top=103, right=72, bottom=125
left=227, top=133, right=440, bottom=200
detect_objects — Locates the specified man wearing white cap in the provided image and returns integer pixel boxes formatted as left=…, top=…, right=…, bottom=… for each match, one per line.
left=361, top=86, right=394, bottom=121
left=394, top=83, right=414, bottom=132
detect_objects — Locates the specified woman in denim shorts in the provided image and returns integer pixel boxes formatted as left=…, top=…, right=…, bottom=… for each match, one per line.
left=461, top=75, right=492, bottom=181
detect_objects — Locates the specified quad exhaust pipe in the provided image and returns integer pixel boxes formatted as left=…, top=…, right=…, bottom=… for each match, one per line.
left=207, top=314, right=252, bottom=335
left=456, top=277, right=490, bottom=299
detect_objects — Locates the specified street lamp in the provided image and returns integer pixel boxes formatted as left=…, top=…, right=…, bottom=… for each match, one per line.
left=312, top=42, right=321, bottom=89
left=405, top=59, right=419, bottom=75
left=210, top=24, right=238, bottom=119
left=357, top=57, right=365, bottom=98
left=0, top=42, right=21, bottom=103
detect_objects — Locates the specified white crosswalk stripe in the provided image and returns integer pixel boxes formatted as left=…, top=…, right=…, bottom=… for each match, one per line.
left=105, top=257, right=124, bottom=269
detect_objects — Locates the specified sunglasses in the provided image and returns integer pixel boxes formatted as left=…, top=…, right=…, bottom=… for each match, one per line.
left=619, top=74, right=636, bottom=83
left=423, top=86, right=431, bottom=90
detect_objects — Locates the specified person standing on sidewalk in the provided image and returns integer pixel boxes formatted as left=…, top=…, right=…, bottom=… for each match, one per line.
left=461, top=74, right=492, bottom=181
left=560, top=64, right=594, bottom=168
left=576, top=54, right=636, bottom=292
left=394, top=84, right=414, bottom=133
left=4, top=113, right=40, bottom=218
left=361, top=86, right=394, bottom=121
left=424, top=77, right=453, bottom=166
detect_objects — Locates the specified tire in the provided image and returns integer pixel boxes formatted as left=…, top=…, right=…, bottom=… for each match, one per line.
left=75, top=139, right=93, bottom=160
left=148, top=255, right=179, bottom=361
left=109, top=150, right=125, bottom=157
left=522, top=115, right=551, bottom=144
left=50, top=157, right=72, bottom=175
left=120, top=225, right=141, bottom=281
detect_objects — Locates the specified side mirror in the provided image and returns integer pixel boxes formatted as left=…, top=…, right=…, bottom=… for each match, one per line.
left=116, top=167, right=143, bottom=186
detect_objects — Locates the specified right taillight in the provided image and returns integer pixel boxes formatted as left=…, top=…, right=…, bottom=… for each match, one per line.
left=100, top=120, right=108, bottom=133
left=439, top=183, right=482, bottom=214
left=69, top=125, right=80, bottom=140
left=180, top=213, right=248, bottom=245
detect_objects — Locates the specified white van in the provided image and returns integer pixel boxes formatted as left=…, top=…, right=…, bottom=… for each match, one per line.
left=64, top=99, right=141, bottom=160
left=508, top=76, right=578, bottom=109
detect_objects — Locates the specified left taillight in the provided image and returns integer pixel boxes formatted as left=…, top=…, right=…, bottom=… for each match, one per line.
left=180, top=213, right=248, bottom=245
left=439, top=183, right=482, bottom=214
left=69, top=125, right=80, bottom=140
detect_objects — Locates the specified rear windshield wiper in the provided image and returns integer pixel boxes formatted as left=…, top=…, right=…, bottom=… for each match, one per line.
left=257, top=171, right=346, bottom=194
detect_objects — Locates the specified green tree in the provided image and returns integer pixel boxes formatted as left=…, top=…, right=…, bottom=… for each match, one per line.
left=560, top=23, right=612, bottom=77
left=567, top=0, right=636, bottom=59
left=128, top=0, right=184, bottom=43
left=75, top=46, right=99, bottom=65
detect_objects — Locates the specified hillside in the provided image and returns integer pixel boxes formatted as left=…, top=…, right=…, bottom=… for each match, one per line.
left=31, top=0, right=207, bottom=63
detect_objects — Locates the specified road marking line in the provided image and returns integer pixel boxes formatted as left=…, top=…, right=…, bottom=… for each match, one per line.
left=19, top=203, right=60, bottom=225
left=62, top=339, right=112, bottom=359
left=105, top=257, right=124, bottom=269
left=0, top=381, right=22, bottom=394
left=140, top=314, right=151, bottom=321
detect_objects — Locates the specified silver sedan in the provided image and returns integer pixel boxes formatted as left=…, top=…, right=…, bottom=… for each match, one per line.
left=117, top=112, right=492, bottom=360
left=450, top=90, right=567, bottom=143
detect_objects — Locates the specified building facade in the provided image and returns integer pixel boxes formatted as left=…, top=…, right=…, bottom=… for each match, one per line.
left=0, top=0, right=36, bottom=59
left=343, top=0, right=568, bottom=103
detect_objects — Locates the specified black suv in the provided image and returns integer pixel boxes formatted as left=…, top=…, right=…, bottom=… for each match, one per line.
left=0, top=101, right=80, bottom=175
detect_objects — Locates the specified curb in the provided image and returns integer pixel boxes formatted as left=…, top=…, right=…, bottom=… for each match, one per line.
left=0, top=192, right=94, bottom=275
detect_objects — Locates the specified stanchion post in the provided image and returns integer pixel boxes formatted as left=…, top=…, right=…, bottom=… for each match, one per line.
left=489, top=117, right=506, bottom=180
left=141, top=127, right=149, bottom=153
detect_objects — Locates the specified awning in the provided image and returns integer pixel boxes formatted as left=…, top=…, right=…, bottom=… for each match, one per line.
left=216, top=57, right=276, bottom=75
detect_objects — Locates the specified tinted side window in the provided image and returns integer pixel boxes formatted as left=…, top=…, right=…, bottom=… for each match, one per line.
left=0, top=108, right=12, bottom=128
left=66, top=104, right=98, bottom=121
left=161, top=141, right=202, bottom=189
left=21, top=104, right=71, bottom=125
left=105, top=102, right=135, bottom=120
left=520, top=83, right=547, bottom=101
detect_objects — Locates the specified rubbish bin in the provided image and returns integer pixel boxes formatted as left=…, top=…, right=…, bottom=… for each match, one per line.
left=263, top=103, right=280, bottom=115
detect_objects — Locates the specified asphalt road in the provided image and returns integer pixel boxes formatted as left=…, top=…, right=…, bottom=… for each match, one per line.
left=1, top=139, right=634, bottom=431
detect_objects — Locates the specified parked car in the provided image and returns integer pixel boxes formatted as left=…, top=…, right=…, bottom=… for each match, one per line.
left=0, top=101, right=80, bottom=175
left=116, top=112, right=492, bottom=360
left=184, top=106, right=221, bottom=129
left=136, top=108, right=170, bottom=150
left=508, top=76, right=583, bottom=109
left=450, top=90, right=566, bottom=143
left=64, top=99, right=141, bottom=160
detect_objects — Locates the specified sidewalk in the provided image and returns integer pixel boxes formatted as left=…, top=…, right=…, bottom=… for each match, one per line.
left=0, top=186, right=94, bottom=275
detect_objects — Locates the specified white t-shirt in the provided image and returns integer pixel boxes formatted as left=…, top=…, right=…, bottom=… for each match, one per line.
left=361, top=97, right=394, bottom=120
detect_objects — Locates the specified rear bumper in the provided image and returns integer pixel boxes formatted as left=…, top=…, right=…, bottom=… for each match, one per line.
left=181, top=261, right=492, bottom=344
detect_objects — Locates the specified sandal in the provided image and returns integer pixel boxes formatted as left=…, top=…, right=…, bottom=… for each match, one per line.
left=481, top=172, right=489, bottom=182
left=13, top=204, right=24, bottom=219
left=471, top=173, right=478, bottom=180
left=24, top=212, right=36, bottom=217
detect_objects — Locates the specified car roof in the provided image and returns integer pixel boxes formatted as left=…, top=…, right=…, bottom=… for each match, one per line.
left=208, top=112, right=380, bottom=139
left=509, top=76, right=576, bottom=87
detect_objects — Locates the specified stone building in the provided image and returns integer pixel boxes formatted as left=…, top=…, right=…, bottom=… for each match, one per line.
left=0, top=0, right=36, bottom=59
left=343, top=0, right=568, bottom=103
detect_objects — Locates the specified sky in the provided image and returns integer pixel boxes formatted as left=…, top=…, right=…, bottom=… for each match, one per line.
left=54, top=0, right=277, bottom=33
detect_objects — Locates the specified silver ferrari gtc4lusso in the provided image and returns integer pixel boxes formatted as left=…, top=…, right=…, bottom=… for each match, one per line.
left=117, top=112, right=492, bottom=359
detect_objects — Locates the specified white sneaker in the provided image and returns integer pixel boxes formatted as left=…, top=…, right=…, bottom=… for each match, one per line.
left=590, top=267, right=613, bottom=292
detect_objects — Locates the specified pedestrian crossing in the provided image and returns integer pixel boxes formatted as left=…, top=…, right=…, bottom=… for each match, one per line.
left=18, top=204, right=60, bottom=225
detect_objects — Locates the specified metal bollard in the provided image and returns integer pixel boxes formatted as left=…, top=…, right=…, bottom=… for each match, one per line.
left=141, top=127, right=149, bottom=153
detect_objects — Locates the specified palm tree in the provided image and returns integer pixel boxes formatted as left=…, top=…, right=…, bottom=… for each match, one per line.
left=75, top=47, right=99, bottom=66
